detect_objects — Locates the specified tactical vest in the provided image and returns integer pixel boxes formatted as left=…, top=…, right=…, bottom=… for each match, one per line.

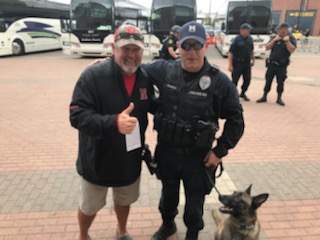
left=233, top=35, right=253, bottom=63
left=154, top=61, right=220, bottom=148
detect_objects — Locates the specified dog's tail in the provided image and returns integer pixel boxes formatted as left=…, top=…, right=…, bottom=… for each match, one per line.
left=212, top=209, right=223, bottom=225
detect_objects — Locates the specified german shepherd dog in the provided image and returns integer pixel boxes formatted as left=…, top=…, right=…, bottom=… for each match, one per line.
left=213, top=185, right=269, bottom=240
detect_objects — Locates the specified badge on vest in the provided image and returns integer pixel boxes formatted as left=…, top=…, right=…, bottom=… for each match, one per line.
left=199, top=75, right=211, bottom=90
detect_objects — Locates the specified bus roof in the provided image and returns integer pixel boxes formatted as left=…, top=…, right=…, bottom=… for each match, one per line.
left=0, top=0, right=69, bottom=18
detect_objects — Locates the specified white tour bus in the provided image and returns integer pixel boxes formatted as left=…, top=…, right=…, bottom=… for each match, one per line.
left=215, top=0, right=273, bottom=58
left=0, top=0, right=69, bottom=56
left=61, top=0, right=161, bottom=57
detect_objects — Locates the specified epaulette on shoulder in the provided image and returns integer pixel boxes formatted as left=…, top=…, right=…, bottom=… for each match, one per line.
left=210, top=64, right=220, bottom=73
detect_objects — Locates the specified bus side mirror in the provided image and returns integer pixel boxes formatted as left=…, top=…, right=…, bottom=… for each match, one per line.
left=221, top=23, right=225, bottom=31
left=60, top=19, right=71, bottom=33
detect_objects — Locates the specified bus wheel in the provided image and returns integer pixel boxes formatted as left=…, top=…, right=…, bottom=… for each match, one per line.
left=12, top=40, right=25, bottom=56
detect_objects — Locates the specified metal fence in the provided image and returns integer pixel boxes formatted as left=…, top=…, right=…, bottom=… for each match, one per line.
left=296, top=36, right=320, bottom=54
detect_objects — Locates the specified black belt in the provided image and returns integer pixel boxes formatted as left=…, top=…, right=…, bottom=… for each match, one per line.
left=162, top=143, right=196, bottom=155
left=270, top=59, right=287, bottom=66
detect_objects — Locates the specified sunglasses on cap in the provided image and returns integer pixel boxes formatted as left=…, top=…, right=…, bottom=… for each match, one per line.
left=181, top=42, right=204, bottom=51
left=116, top=32, right=144, bottom=41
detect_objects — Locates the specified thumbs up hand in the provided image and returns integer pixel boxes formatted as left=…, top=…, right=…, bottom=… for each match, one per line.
left=118, top=103, right=138, bottom=134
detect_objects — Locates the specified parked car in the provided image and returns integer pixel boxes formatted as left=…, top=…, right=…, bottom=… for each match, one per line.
left=203, top=24, right=215, bottom=45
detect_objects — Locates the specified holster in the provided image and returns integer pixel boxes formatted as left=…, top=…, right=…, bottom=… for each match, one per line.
left=195, top=120, right=219, bottom=148
left=141, top=144, right=161, bottom=179
left=265, top=58, right=270, bottom=68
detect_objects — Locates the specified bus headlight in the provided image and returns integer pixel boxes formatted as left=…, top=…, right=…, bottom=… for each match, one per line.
left=151, top=43, right=161, bottom=49
left=62, top=41, right=71, bottom=46
left=71, top=42, right=80, bottom=48
left=103, top=43, right=112, bottom=49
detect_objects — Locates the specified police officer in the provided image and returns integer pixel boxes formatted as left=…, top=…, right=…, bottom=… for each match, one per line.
left=160, top=25, right=181, bottom=60
left=256, top=23, right=296, bottom=106
left=142, top=21, right=244, bottom=240
left=228, top=23, right=254, bottom=101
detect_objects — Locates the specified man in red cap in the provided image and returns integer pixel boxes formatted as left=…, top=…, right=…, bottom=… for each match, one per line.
left=70, top=25, right=156, bottom=240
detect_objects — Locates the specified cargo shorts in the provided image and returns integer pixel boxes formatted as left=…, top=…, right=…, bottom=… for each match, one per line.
left=79, top=177, right=140, bottom=216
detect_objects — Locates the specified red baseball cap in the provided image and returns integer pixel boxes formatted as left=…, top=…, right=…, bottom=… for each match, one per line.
left=114, top=25, right=144, bottom=49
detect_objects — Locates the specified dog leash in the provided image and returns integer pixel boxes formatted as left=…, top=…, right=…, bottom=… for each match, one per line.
left=205, top=162, right=223, bottom=196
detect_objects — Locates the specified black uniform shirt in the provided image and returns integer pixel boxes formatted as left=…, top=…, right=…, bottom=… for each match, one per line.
left=229, top=35, right=254, bottom=62
left=269, top=35, right=297, bottom=62
left=161, top=35, right=178, bottom=60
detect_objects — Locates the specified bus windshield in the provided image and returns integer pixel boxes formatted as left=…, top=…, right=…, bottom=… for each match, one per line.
left=151, top=0, right=196, bottom=40
left=71, top=0, right=113, bottom=30
left=226, top=1, right=272, bottom=34
left=175, top=0, right=196, bottom=26
left=115, top=1, right=150, bottom=32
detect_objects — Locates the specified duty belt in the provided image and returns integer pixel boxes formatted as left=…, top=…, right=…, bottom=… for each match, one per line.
left=270, top=59, right=287, bottom=66
left=162, top=143, right=197, bottom=155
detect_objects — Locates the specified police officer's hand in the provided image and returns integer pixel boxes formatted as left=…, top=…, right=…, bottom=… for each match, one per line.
left=228, top=65, right=233, bottom=72
left=118, top=103, right=138, bottom=134
left=282, top=35, right=290, bottom=42
left=274, top=35, right=282, bottom=42
left=204, top=150, right=221, bottom=168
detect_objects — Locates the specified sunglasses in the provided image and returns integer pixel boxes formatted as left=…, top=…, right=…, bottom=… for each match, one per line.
left=116, top=32, right=144, bottom=41
left=181, top=42, right=204, bottom=51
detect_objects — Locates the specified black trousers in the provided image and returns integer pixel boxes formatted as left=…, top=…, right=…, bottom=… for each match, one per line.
left=232, top=62, right=251, bottom=93
left=154, top=144, right=212, bottom=233
left=264, top=63, right=288, bottom=94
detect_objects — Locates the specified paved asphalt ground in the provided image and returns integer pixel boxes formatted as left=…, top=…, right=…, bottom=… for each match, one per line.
left=0, top=45, right=319, bottom=240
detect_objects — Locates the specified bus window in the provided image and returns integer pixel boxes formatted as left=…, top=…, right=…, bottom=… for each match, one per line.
left=227, top=2, right=272, bottom=34
left=152, top=0, right=173, bottom=31
left=175, top=0, right=196, bottom=26
left=73, top=2, right=112, bottom=30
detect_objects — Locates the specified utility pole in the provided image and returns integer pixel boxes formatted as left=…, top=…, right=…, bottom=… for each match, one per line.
left=209, top=0, right=212, bottom=25
left=296, top=0, right=304, bottom=31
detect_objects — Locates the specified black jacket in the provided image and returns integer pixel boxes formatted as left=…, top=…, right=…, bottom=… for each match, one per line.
left=142, top=59, right=244, bottom=158
left=70, top=58, right=155, bottom=187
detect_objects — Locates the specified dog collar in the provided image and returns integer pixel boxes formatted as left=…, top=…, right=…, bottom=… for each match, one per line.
left=239, top=223, right=255, bottom=231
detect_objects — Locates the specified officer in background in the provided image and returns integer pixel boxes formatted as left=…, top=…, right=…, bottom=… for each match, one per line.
left=160, top=25, right=181, bottom=60
left=143, top=21, right=244, bottom=240
left=256, top=23, right=296, bottom=106
left=228, top=23, right=254, bottom=101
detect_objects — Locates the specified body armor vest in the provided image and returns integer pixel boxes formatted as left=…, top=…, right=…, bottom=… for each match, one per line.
left=154, top=61, right=219, bottom=148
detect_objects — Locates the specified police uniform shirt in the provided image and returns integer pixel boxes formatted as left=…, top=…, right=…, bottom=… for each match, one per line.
left=141, top=59, right=244, bottom=158
left=229, top=35, right=254, bottom=62
left=161, top=35, right=178, bottom=60
left=269, top=35, right=297, bottom=62
left=167, top=35, right=178, bottom=51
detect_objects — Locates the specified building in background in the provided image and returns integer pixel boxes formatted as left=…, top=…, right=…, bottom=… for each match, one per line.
left=272, top=0, right=319, bottom=36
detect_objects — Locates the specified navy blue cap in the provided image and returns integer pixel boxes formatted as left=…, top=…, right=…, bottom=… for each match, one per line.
left=240, top=23, right=252, bottom=30
left=178, top=21, right=206, bottom=45
left=276, top=23, right=289, bottom=29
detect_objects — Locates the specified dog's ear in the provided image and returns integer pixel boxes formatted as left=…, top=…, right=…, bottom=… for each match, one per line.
left=252, top=193, right=269, bottom=209
left=245, top=184, right=252, bottom=195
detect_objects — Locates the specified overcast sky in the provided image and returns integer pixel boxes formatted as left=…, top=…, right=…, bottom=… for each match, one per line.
left=52, top=0, right=228, bottom=13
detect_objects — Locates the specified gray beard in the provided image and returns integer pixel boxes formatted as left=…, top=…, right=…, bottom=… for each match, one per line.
left=121, top=64, right=138, bottom=75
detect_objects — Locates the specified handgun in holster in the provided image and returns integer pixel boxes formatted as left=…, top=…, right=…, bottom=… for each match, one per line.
left=195, top=120, right=219, bottom=148
left=141, top=144, right=161, bottom=179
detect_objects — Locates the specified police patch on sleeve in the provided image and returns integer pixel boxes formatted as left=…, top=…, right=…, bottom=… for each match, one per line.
left=199, top=75, right=211, bottom=90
